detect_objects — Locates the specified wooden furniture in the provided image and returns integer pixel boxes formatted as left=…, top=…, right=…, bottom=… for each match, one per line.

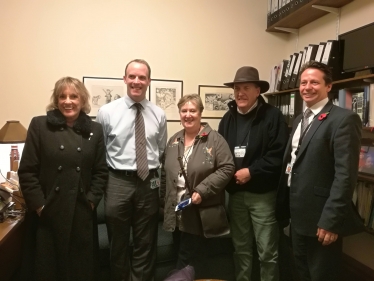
left=264, top=73, right=374, bottom=97
left=267, top=0, right=354, bottom=33
left=0, top=216, right=25, bottom=281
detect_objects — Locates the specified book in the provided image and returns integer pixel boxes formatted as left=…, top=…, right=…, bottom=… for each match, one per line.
left=352, top=91, right=364, bottom=122
left=338, top=89, right=353, bottom=109
left=368, top=83, right=374, bottom=127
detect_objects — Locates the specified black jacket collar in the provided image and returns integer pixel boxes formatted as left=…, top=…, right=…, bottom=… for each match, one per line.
left=46, top=109, right=92, bottom=134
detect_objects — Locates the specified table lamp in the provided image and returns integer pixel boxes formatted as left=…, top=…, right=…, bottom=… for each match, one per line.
left=0, top=121, right=27, bottom=174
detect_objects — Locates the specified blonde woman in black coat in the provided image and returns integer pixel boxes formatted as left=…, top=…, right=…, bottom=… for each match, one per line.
left=18, top=77, right=108, bottom=280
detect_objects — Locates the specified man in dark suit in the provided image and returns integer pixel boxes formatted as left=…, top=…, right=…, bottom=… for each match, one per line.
left=277, top=61, right=364, bottom=281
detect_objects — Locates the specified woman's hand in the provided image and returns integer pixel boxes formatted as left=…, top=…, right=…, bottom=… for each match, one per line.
left=191, top=192, right=202, bottom=204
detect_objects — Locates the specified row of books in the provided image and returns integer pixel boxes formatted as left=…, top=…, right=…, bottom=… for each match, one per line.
left=337, top=84, right=374, bottom=127
left=268, top=40, right=341, bottom=93
left=267, top=0, right=310, bottom=27
left=267, top=91, right=304, bottom=125
left=354, top=181, right=374, bottom=230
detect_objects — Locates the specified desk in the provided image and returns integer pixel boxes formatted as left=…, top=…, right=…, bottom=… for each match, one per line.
left=0, top=216, right=25, bottom=281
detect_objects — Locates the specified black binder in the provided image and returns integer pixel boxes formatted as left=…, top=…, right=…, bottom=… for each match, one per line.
left=281, top=57, right=292, bottom=91
left=314, top=42, right=326, bottom=62
left=289, top=51, right=303, bottom=89
left=283, top=54, right=298, bottom=90
left=305, top=44, right=319, bottom=63
left=276, top=60, right=289, bottom=91
left=321, top=40, right=345, bottom=81
left=296, top=47, right=308, bottom=87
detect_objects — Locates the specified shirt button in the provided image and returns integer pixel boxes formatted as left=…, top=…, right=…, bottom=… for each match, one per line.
left=55, top=186, right=60, bottom=192
left=77, top=147, right=81, bottom=152
left=76, top=167, right=81, bottom=172
left=60, top=145, right=64, bottom=150
left=58, top=166, right=62, bottom=171
left=60, top=127, right=64, bottom=131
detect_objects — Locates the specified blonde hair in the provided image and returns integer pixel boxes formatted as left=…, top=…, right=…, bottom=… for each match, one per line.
left=177, top=94, right=204, bottom=113
left=46, top=77, right=91, bottom=114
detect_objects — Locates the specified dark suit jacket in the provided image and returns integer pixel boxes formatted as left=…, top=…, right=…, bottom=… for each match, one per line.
left=277, top=101, right=364, bottom=237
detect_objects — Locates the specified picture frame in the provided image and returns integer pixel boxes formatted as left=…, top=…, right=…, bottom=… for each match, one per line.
left=150, top=79, right=183, bottom=121
left=198, top=85, right=234, bottom=119
left=83, top=77, right=125, bottom=117
left=359, top=139, right=374, bottom=176
left=83, top=76, right=151, bottom=117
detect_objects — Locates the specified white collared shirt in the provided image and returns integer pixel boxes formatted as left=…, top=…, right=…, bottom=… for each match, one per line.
left=288, top=97, right=329, bottom=186
left=96, top=95, right=167, bottom=170
left=237, top=100, right=258, bottom=115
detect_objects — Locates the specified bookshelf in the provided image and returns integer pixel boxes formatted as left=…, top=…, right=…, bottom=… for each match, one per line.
left=266, top=0, right=354, bottom=33
left=264, top=74, right=374, bottom=97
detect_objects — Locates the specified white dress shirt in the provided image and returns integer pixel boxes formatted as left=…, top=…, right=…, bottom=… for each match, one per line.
left=96, top=95, right=167, bottom=170
left=288, top=97, right=329, bottom=186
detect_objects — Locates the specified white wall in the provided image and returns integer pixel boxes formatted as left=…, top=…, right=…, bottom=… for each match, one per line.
left=0, top=0, right=289, bottom=137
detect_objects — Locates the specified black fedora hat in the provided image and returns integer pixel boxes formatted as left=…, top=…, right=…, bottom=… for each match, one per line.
left=224, top=66, right=270, bottom=93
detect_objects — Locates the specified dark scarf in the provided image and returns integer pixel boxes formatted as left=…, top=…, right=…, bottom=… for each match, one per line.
left=46, top=109, right=92, bottom=135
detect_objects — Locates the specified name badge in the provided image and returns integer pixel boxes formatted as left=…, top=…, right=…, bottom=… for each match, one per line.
left=285, top=163, right=293, bottom=175
left=234, top=146, right=246, bottom=158
left=150, top=177, right=160, bottom=189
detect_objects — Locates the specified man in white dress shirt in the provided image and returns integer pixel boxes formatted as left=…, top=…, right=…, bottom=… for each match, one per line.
left=97, top=59, right=167, bottom=281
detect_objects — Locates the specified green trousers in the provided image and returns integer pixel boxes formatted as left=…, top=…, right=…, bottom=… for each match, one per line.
left=229, top=190, right=279, bottom=281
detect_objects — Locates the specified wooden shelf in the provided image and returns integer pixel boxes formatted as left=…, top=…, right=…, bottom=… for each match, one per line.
left=264, top=88, right=297, bottom=96
left=264, top=74, right=374, bottom=96
left=266, top=0, right=354, bottom=33
left=332, top=73, right=374, bottom=90
left=358, top=173, right=374, bottom=184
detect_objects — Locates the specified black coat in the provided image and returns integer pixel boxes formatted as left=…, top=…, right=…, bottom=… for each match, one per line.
left=18, top=109, right=108, bottom=280
left=218, top=96, right=289, bottom=194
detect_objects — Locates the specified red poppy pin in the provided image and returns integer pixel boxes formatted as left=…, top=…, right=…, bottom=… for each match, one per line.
left=318, top=112, right=329, bottom=121
left=195, top=132, right=208, bottom=140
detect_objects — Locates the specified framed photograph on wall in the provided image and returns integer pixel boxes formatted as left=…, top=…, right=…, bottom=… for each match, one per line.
left=83, top=77, right=124, bottom=117
left=149, top=79, right=183, bottom=121
left=198, top=85, right=234, bottom=119
left=83, top=76, right=150, bottom=117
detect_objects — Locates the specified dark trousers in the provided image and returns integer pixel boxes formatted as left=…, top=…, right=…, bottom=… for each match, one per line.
left=173, top=228, right=205, bottom=270
left=291, top=226, right=343, bottom=281
left=105, top=171, right=159, bottom=281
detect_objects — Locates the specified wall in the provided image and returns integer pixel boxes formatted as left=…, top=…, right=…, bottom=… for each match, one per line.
left=0, top=0, right=289, bottom=134
left=0, top=0, right=291, bottom=179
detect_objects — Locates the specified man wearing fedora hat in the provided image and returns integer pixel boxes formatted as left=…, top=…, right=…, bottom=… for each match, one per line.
left=218, top=66, right=288, bottom=281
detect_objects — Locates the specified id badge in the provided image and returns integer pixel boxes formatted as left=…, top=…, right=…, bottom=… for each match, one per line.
left=285, top=163, right=293, bottom=175
left=150, top=177, right=160, bottom=189
left=234, top=146, right=246, bottom=158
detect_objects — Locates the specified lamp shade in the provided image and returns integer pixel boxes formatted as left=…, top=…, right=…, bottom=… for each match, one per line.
left=0, top=120, right=27, bottom=143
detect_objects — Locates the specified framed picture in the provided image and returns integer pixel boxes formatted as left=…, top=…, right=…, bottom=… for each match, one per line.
left=198, top=85, right=234, bottom=119
left=150, top=79, right=183, bottom=121
left=83, top=77, right=125, bottom=117
left=359, top=139, right=374, bottom=176
left=83, top=77, right=151, bottom=117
